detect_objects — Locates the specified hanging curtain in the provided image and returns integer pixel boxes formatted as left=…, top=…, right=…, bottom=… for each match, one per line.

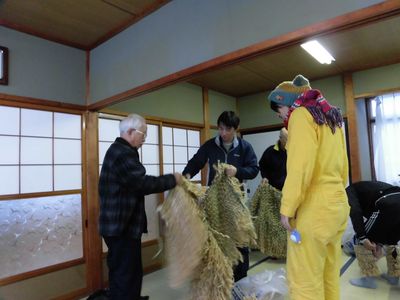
left=373, top=92, right=400, bottom=186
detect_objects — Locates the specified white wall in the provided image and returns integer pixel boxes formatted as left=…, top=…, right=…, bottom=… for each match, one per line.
left=0, top=27, right=86, bottom=105
left=89, top=0, right=383, bottom=103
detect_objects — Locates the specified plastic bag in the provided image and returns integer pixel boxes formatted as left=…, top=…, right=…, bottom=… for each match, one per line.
left=232, top=268, right=288, bottom=300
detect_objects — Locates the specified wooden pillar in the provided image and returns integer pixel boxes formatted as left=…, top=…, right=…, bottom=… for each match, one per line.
left=201, top=87, right=210, bottom=185
left=344, top=73, right=361, bottom=182
left=84, top=111, right=104, bottom=291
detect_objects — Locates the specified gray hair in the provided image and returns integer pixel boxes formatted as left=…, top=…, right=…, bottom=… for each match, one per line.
left=119, top=114, right=146, bottom=134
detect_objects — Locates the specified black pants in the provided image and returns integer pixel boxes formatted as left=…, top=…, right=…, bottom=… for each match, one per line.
left=367, top=193, right=400, bottom=245
left=234, top=247, right=249, bottom=282
left=104, top=235, right=142, bottom=300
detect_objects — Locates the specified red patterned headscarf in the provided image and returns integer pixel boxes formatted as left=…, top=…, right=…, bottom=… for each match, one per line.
left=284, top=89, right=343, bottom=133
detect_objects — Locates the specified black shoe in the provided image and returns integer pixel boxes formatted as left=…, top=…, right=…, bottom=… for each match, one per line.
left=139, top=296, right=149, bottom=300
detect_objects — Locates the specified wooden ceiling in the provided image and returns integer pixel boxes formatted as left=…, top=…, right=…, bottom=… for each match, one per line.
left=189, top=14, right=400, bottom=97
left=0, top=0, right=170, bottom=50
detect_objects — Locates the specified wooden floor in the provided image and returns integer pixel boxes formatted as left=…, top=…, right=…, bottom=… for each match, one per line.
left=136, top=250, right=400, bottom=300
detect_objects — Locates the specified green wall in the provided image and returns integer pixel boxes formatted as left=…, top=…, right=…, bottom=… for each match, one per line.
left=353, top=63, right=400, bottom=96
left=208, top=90, right=236, bottom=126
left=109, top=83, right=203, bottom=124
left=237, top=75, right=346, bottom=129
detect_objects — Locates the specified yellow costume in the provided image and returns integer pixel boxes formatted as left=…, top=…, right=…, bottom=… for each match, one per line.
left=282, top=107, right=349, bottom=300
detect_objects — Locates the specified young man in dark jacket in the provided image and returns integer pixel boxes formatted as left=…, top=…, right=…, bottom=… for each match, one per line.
left=99, top=113, right=182, bottom=300
left=183, top=110, right=259, bottom=281
left=346, top=181, right=400, bottom=289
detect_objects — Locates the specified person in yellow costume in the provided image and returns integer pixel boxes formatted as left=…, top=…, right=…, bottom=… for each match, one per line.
left=267, top=75, right=350, bottom=300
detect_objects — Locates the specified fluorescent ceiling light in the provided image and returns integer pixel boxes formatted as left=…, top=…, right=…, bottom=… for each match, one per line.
left=301, top=40, right=335, bottom=64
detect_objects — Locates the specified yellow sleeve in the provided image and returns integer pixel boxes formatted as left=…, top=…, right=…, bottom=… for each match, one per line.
left=280, top=108, right=318, bottom=217
left=341, top=126, right=349, bottom=186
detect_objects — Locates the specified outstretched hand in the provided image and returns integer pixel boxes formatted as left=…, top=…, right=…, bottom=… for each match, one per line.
left=174, top=173, right=183, bottom=185
left=280, top=214, right=292, bottom=231
left=362, top=238, right=377, bottom=251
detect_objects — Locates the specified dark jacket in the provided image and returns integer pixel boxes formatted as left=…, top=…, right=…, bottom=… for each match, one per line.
left=99, top=137, right=176, bottom=238
left=345, top=181, right=398, bottom=240
left=183, top=135, right=259, bottom=186
left=259, top=142, right=287, bottom=191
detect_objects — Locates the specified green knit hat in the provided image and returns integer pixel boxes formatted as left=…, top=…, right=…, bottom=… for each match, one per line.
left=268, top=75, right=311, bottom=107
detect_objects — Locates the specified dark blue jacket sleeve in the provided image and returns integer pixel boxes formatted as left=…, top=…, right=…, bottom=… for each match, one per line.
left=182, top=143, right=208, bottom=179
left=235, top=141, right=259, bottom=181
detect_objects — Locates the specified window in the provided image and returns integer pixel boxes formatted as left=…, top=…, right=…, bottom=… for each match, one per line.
left=0, top=46, right=8, bottom=85
left=162, top=126, right=201, bottom=181
left=368, top=92, right=400, bottom=185
left=0, top=105, right=83, bottom=282
left=0, top=106, right=82, bottom=196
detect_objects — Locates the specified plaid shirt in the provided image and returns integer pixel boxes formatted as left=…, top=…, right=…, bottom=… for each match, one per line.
left=99, top=137, right=176, bottom=238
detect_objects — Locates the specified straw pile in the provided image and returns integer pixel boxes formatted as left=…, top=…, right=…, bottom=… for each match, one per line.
left=250, top=181, right=287, bottom=258
left=161, top=163, right=257, bottom=300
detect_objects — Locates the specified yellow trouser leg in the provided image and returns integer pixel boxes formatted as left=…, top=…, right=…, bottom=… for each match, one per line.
left=287, top=200, right=348, bottom=300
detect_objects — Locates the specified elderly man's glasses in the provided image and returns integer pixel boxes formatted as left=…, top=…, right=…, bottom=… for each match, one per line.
left=134, top=129, right=147, bottom=138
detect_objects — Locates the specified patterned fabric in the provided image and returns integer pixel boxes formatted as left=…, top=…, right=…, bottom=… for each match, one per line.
left=285, top=89, right=343, bottom=133
left=99, top=137, right=176, bottom=238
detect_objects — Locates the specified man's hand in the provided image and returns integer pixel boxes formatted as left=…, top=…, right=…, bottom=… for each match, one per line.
left=280, top=214, right=292, bottom=231
left=174, top=173, right=183, bottom=185
left=362, top=238, right=377, bottom=251
left=184, top=173, right=191, bottom=180
left=372, top=244, right=383, bottom=259
left=261, top=178, right=269, bottom=185
left=225, top=165, right=237, bottom=177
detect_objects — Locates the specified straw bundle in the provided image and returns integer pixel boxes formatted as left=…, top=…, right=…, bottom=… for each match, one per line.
left=203, top=163, right=257, bottom=261
left=250, top=182, right=287, bottom=258
left=190, top=229, right=234, bottom=300
left=354, top=245, right=380, bottom=276
left=160, top=179, right=208, bottom=287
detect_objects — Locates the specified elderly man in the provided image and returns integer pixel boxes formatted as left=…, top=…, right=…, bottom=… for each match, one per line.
left=99, top=113, right=182, bottom=300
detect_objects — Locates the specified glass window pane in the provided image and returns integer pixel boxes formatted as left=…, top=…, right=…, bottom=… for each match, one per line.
left=143, top=194, right=159, bottom=242
left=162, top=127, right=172, bottom=145
left=0, top=136, right=19, bottom=164
left=163, top=164, right=174, bottom=174
left=99, top=142, right=112, bottom=165
left=173, top=128, right=187, bottom=146
left=21, top=137, right=52, bottom=164
left=21, top=166, right=52, bottom=193
left=174, top=146, right=187, bottom=164
left=187, top=130, right=200, bottom=147
left=54, top=113, right=81, bottom=139
left=21, top=109, right=52, bottom=137
left=146, top=124, right=159, bottom=144
left=0, top=194, right=83, bottom=278
left=0, top=166, right=19, bottom=195
left=188, top=147, right=199, bottom=161
left=192, top=172, right=201, bottom=181
left=99, top=119, right=120, bottom=141
left=54, top=165, right=82, bottom=190
left=141, top=144, right=159, bottom=164
left=163, top=145, right=173, bottom=164
left=174, top=164, right=186, bottom=174
left=144, top=164, right=160, bottom=176
left=0, top=105, right=19, bottom=135
left=54, top=139, right=81, bottom=164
